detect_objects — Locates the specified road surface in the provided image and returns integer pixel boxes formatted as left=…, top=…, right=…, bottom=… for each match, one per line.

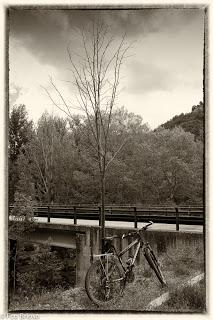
left=34, top=217, right=203, bottom=233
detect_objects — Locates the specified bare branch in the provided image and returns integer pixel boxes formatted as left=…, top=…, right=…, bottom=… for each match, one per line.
left=42, top=86, right=71, bottom=118
left=105, top=139, right=127, bottom=171
left=33, top=153, right=49, bottom=194
left=49, top=77, right=73, bottom=119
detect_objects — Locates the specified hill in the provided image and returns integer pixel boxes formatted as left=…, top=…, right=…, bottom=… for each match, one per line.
left=161, top=101, right=204, bottom=141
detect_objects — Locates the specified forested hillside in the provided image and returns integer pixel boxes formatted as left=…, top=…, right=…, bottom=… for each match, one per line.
left=9, top=105, right=204, bottom=207
left=161, top=101, right=204, bottom=141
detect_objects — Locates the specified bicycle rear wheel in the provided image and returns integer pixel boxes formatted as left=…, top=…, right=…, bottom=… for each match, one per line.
left=144, top=247, right=167, bottom=286
left=85, top=256, right=125, bottom=306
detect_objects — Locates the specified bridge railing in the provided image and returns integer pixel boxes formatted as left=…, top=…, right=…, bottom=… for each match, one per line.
left=9, top=205, right=204, bottom=231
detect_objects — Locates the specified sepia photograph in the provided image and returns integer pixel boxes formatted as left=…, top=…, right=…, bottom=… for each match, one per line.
left=7, top=5, right=206, bottom=313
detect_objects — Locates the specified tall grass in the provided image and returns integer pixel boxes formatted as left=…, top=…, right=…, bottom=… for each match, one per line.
left=156, top=279, right=206, bottom=312
left=9, top=241, right=205, bottom=312
left=160, top=243, right=204, bottom=278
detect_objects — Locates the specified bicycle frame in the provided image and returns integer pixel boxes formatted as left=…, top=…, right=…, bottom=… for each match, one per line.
left=85, top=222, right=166, bottom=306
left=111, top=235, right=143, bottom=271
left=92, top=224, right=153, bottom=279
left=93, top=236, right=143, bottom=282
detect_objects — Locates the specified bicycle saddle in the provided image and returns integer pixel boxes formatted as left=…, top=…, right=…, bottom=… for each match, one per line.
left=105, top=235, right=119, bottom=241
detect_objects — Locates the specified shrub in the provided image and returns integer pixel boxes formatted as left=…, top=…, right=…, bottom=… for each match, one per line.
left=9, top=192, right=36, bottom=240
left=16, top=241, right=67, bottom=297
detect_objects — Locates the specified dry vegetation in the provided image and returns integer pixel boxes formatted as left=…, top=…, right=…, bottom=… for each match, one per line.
left=154, top=279, right=206, bottom=313
left=9, top=241, right=205, bottom=312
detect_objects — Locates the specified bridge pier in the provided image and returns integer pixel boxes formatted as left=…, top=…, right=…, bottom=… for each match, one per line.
left=76, top=232, right=90, bottom=286
left=9, top=222, right=204, bottom=290
left=75, top=228, right=100, bottom=286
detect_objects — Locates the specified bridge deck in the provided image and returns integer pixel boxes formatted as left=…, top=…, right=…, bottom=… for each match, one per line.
left=34, top=217, right=203, bottom=233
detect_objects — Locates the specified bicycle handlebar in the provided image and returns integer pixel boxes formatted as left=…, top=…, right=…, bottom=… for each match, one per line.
left=121, top=221, right=153, bottom=239
left=105, top=221, right=153, bottom=241
left=142, top=220, right=153, bottom=230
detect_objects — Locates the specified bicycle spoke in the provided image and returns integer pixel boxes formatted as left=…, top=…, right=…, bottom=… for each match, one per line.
left=85, top=257, right=124, bottom=306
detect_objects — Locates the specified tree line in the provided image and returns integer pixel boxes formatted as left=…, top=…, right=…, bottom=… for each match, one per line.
left=161, top=101, right=204, bottom=142
left=9, top=104, right=204, bottom=207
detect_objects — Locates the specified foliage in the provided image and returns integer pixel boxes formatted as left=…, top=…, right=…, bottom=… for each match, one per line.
left=9, top=104, right=33, bottom=162
left=161, top=101, right=204, bottom=141
left=105, top=125, right=203, bottom=205
left=9, top=241, right=205, bottom=312
left=15, top=242, right=67, bottom=297
left=9, top=104, right=34, bottom=202
left=9, top=192, right=36, bottom=240
left=9, top=193, right=75, bottom=299
left=16, top=113, right=100, bottom=204
left=10, top=104, right=203, bottom=206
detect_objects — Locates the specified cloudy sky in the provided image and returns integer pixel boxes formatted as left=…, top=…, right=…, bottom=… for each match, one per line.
left=9, top=8, right=205, bottom=128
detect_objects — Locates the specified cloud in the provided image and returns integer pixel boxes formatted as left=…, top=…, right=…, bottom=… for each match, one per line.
left=9, top=9, right=70, bottom=68
left=126, top=61, right=179, bottom=94
left=8, top=8, right=204, bottom=127
left=9, top=8, right=204, bottom=68
left=9, top=84, right=23, bottom=106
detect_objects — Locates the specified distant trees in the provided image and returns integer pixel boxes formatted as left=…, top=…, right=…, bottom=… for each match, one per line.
left=17, top=114, right=77, bottom=204
left=161, top=101, right=204, bottom=141
left=9, top=105, right=33, bottom=203
left=145, top=127, right=203, bottom=204
left=107, top=125, right=203, bottom=205
left=9, top=104, right=204, bottom=207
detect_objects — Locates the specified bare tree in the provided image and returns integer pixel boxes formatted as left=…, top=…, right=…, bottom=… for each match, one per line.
left=44, top=21, right=131, bottom=251
left=23, top=115, right=56, bottom=205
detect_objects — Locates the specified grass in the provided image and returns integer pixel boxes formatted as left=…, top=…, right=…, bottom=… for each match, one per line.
left=154, top=279, right=206, bottom=313
left=9, top=287, right=84, bottom=311
left=9, top=242, right=205, bottom=312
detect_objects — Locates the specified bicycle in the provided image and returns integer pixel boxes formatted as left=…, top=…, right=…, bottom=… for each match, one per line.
left=85, top=221, right=167, bottom=306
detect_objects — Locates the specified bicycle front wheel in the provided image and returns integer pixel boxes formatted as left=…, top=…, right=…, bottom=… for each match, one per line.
left=144, top=247, right=167, bottom=286
left=85, top=256, right=124, bottom=306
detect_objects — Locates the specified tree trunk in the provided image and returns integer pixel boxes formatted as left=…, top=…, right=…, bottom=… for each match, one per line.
left=100, top=174, right=106, bottom=253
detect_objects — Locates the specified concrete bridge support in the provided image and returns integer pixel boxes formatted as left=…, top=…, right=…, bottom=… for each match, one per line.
left=9, top=222, right=204, bottom=288
left=75, top=226, right=204, bottom=287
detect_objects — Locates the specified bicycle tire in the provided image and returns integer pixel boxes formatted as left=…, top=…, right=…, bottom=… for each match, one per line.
left=144, top=247, right=167, bottom=286
left=85, top=256, right=125, bottom=306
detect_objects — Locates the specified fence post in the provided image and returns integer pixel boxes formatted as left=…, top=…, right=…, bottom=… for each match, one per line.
left=47, top=205, right=51, bottom=223
left=134, top=207, right=137, bottom=229
left=175, top=207, right=179, bottom=231
left=98, top=206, right=101, bottom=227
left=74, top=206, right=77, bottom=225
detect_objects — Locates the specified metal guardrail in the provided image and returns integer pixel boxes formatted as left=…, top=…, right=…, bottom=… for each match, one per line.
left=9, top=205, right=204, bottom=231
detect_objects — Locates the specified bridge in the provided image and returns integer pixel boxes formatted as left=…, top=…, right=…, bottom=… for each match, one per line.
left=10, top=205, right=204, bottom=230
left=9, top=206, right=204, bottom=286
